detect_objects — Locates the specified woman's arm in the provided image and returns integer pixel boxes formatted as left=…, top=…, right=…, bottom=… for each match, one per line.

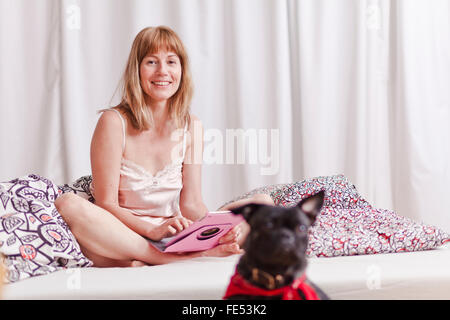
left=179, top=115, right=248, bottom=247
left=91, top=111, right=196, bottom=241
left=91, top=111, right=191, bottom=241
left=90, top=110, right=157, bottom=237
left=179, top=115, right=209, bottom=221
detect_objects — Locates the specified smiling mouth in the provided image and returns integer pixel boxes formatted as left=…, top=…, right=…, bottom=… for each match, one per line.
left=151, top=81, right=172, bottom=86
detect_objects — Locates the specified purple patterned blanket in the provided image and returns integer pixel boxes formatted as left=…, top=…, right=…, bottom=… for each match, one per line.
left=0, top=175, right=92, bottom=283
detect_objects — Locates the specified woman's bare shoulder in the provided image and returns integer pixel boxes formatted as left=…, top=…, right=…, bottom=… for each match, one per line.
left=96, top=108, right=124, bottom=130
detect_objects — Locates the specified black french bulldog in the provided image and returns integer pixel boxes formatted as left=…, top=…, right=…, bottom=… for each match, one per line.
left=223, top=191, right=329, bottom=300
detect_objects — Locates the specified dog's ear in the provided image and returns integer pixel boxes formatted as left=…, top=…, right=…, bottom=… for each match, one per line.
left=230, top=203, right=266, bottom=222
left=297, top=190, right=325, bottom=224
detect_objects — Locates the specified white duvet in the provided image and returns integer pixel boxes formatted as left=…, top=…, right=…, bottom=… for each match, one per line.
left=3, top=243, right=450, bottom=300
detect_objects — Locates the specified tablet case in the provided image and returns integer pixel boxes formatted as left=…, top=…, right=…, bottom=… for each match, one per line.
left=162, top=211, right=244, bottom=253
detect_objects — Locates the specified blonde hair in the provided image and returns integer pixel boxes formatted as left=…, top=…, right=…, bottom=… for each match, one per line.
left=113, top=26, right=193, bottom=130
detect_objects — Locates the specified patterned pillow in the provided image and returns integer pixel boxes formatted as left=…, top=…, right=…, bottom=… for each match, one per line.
left=222, top=174, right=450, bottom=257
left=0, top=174, right=93, bottom=283
left=58, top=175, right=94, bottom=202
left=306, top=206, right=450, bottom=257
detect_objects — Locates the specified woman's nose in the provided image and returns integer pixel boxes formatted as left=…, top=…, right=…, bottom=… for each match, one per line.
left=157, top=62, right=169, bottom=75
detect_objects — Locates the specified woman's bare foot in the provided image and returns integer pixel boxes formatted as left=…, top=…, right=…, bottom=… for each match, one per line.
left=201, top=243, right=243, bottom=258
left=130, top=260, right=147, bottom=267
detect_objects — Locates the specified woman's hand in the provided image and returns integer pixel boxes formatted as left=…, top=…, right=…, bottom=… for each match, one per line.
left=218, top=224, right=242, bottom=245
left=198, top=224, right=244, bottom=258
left=219, top=221, right=249, bottom=247
left=147, top=217, right=193, bottom=241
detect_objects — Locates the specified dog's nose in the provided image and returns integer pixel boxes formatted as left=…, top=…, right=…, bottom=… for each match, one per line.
left=280, top=232, right=295, bottom=246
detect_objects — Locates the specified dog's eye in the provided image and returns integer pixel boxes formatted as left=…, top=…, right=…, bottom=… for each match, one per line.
left=297, top=225, right=307, bottom=233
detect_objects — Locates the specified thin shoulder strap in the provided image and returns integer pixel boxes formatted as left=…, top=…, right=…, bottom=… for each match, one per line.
left=109, top=108, right=126, bottom=152
left=182, top=121, right=188, bottom=159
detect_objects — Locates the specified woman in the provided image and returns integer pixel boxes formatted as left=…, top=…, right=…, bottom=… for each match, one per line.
left=55, top=26, right=273, bottom=267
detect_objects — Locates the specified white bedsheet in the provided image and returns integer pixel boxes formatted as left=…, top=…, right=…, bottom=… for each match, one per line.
left=3, top=243, right=450, bottom=300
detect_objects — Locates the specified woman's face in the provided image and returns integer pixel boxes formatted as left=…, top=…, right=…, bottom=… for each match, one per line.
left=139, top=50, right=182, bottom=105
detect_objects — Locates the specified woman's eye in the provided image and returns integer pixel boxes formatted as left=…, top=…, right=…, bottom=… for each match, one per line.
left=168, top=60, right=177, bottom=64
left=148, top=60, right=157, bottom=65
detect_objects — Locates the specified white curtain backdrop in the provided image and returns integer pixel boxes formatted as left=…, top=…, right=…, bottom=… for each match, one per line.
left=0, top=0, right=449, bottom=231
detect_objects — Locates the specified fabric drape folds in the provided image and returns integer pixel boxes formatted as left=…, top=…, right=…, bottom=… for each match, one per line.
left=0, top=0, right=448, bottom=231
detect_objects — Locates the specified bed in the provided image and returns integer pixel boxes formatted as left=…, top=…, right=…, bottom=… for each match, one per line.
left=3, top=242, right=450, bottom=300
left=1, top=174, right=450, bottom=300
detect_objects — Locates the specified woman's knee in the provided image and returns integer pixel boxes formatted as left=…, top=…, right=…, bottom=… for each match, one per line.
left=54, top=192, right=88, bottom=225
left=250, top=193, right=274, bottom=205
left=219, top=193, right=274, bottom=211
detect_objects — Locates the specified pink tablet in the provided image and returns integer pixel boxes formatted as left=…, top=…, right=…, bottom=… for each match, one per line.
left=163, top=211, right=244, bottom=253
